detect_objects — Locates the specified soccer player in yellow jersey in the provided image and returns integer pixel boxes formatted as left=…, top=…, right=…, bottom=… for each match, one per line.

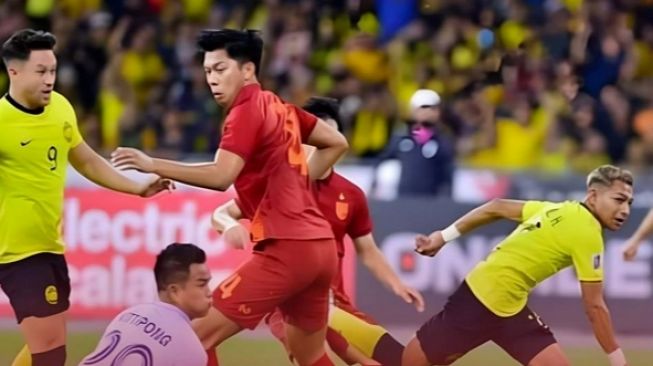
left=403, top=165, right=633, bottom=366
left=0, top=29, right=171, bottom=366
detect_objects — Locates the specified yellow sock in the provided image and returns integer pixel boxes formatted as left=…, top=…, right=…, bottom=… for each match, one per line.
left=328, top=307, right=387, bottom=358
left=11, top=345, right=31, bottom=366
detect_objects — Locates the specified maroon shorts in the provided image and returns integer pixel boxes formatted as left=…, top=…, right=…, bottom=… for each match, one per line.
left=213, top=238, right=337, bottom=331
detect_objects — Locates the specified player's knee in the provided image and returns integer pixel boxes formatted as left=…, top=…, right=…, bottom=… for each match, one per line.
left=21, top=319, right=66, bottom=353
left=527, top=344, right=570, bottom=366
left=402, top=337, right=433, bottom=366
left=403, top=336, right=460, bottom=366
left=192, top=307, right=241, bottom=349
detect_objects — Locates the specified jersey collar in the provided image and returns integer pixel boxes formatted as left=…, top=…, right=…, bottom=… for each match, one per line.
left=154, top=301, right=191, bottom=323
left=230, top=83, right=260, bottom=110
left=5, top=93, right=45, bottom=115
left=579, top=201, right=602, bottom=229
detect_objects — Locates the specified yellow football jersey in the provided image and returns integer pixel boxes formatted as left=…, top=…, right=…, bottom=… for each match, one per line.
left=0, top=92, right=82, bottom=263
left=466, top=200, right=604, bottom=317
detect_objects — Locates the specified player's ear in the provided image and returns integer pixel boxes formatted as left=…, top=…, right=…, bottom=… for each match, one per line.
left=242, top=61, right=256, bottom=81
left=586, top=186, right=599, bottom=206
left=6, top=65, right=19, bottom=76
left=167, top=283, right=181, bottom=298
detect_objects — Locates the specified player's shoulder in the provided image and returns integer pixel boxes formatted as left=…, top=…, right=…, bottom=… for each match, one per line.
left=559, top=200, right=593, bottom=218
left=49, top=91, right=76, bottom=115
left=558, top=200, right=602, bottom=233
left=49, top=91, right=72, bottom=107
left=332, top=172, right=366, bottom=196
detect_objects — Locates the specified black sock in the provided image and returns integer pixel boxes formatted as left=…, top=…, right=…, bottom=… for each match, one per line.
left=32, top=345, right=66, bottom=366
left=372, top=333, right=404, bottom=366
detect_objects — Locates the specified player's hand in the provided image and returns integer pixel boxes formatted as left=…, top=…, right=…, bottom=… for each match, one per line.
left=111, top=147, right=155, bottom=173
left=622, top=238, right=641, bottom=261
left=222, top=225, right=250, bottom=250
left=414, top=231, right=445, bottom=257
left=139, top=177, right=175, bottom=198
left=392, top=284, right=425, bottom=312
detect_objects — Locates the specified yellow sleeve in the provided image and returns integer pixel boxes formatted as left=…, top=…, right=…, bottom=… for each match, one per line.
left=521, top=201, right=549, bottom=222
left=69, top=113, right=83, bottom=148
left=569, top=226, right=604, bottom=282
left=58, top=92, right=83, bottom=148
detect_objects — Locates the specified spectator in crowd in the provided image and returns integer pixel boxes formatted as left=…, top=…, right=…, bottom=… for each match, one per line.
left=0, top=0, right=651, bottom=175
left=378, top=89, right=455, bottom=196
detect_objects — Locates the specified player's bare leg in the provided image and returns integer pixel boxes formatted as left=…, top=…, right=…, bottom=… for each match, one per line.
left=192, top=307, right=242, bottom=350
left=402, top=337, right=432, bottom=366
left=286, top=324, right=334, bottom=366
left=18, top=312, right=67, bottom=366
left=527, top=343, right=570, bottom=366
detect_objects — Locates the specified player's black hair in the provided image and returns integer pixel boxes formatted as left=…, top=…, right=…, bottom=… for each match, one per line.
left=303, top=96, right=342, bottom=132
left=154, top=243, right=206, bottom=291
left=197, top=29, right=263, bottom=76
left=1, top=29, right=56, bottom=64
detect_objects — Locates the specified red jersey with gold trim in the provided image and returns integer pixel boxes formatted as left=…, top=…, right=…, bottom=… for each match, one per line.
left=221, top=84, right=333, bottom=242
left=312, top=171, right=373, bottom=307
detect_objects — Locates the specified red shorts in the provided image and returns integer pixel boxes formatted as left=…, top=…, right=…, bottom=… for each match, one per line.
left=213, top=238, right=337, bottom=331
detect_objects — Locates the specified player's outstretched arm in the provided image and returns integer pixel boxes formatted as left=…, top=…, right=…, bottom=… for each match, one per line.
left=211, top=199, right=249, bottom=250
left=354, top=234, right=425, bottom=312
left=305, top=118, right=349, bottom=180
left=623, top=208, right=653, bottom=261
left=580, top=281, right=627, bottom=366
left=111, top=147, right=244, bottom=191
left=69, top=142, right=173, bottom=197
left=415, top=199, right=527, bottom=257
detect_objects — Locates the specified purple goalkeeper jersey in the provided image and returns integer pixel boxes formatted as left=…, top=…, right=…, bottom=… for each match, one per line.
left=80, top=301, right=207, bottom=366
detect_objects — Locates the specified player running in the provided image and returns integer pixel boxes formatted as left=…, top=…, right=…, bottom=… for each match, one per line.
left=79, top=243, right=211, bottom=366
left=403, top=165, right=632, bottom=366
left=0, top=29, right=171, bottom=366
left=212, top=96, right=424, bottom=366
left=110, top=29, right=348, bottom=366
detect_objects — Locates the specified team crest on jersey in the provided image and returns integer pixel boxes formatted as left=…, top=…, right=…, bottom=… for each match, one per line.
left=63, top=121, right=73, bottom=143
left=45, top=285, right=58, bottom=305
left=336, top=193, right=348, bottom=220
left=593, top=254, right=602, bottom=270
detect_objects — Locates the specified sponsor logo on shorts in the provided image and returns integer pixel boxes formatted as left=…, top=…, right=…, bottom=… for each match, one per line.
left=238, top=304, right=252, bottom=315
left=45, top=285, right=58, bottom=305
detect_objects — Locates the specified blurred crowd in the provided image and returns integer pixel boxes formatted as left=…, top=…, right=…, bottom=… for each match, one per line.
left=1, top=0, right=653, bottom=177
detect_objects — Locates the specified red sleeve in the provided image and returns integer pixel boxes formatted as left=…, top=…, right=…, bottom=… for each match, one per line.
left=289, top=104, right=318, bottom=142
left=347, top=187, right=373, bottom=239
left=219, top=103, right=264, bottom=161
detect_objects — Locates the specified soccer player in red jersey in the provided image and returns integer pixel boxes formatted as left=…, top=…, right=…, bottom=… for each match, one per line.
left=212, top=97, right=425, bottom=366
left=111, top=30, right=348, bottom=366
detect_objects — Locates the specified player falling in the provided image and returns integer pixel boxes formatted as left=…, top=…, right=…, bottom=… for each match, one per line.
left=403, top=165, right=632, bottom=366
left=80, top=243, right=212, bottom=365
left=110, top=29, right=348, bottom=366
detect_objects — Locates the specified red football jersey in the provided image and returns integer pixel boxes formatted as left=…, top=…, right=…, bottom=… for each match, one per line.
left=221, top=84, right=333, bottom=242
left=312, top=171, right=373, bottom=303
